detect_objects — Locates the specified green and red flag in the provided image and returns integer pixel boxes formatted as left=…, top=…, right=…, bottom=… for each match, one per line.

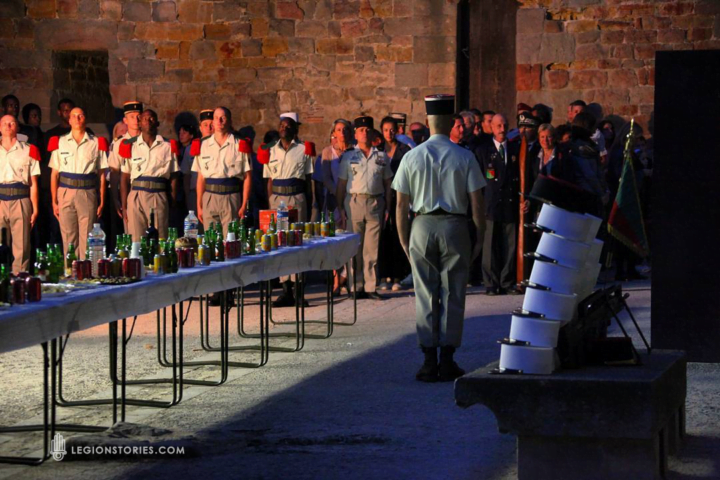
left=608, top=119, right=650, bottom=258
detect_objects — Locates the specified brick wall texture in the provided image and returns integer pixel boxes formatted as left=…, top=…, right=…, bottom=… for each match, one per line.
left=516, top=0, right=720, bottom=131
left=0, top=0, right=457, bottom=144
left=3, top=0, right=720, bottom=142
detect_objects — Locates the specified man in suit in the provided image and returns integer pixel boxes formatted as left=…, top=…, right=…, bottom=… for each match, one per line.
left=475, top=114, right=521, bottom=295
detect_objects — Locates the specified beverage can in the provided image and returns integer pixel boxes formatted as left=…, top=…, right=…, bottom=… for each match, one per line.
left=262, top=234, right=272, bottom=252
left=321, top=222, right=329, bottom=237
left=270, top=233, right=278, bottom=250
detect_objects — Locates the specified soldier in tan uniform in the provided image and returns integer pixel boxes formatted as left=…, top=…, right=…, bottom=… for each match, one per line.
left=108, top=102, right=142, bottom=234
left=337, top=116, right=393, bottom=300
left=181, top=109, right=213, bottom=225
left=191, top=107, right=252, bottom=238
left=48, top=107, right=108, bottom=259
left=259, top=115, right=315, bottom=307
left=0, top=115, right=41, bottom=273
left=119, top=109, right=180, bottom=241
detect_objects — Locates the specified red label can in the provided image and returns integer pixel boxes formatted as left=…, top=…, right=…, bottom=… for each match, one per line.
left=278, top=230, right=286, bottom=247
left=82, top=260, right=93, bottom=279
left=97, top=259, right=110, bottom=278
left=25, top=277, right=42, bottom=302
left=73, top=260, right=84, bottom=280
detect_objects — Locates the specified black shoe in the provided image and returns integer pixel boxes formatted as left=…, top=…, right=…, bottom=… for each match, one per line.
left=272, top=292, right=296, bottom=308
left=416, top=347, right=438, bottom=383
left=208, top=293, right=223, bottom=306
left=506, top=287, right=523, bottom=295
left=353, top=290, right=369, bottom=300
left=438, top=346, right=465, bottom=382
left=367, top=291, right=385, bottom=301
left=498, top=288, right=508, bottom=295
left=485, top=287, right=499, bottom=296
left=469, top=279, right=484, bottom=287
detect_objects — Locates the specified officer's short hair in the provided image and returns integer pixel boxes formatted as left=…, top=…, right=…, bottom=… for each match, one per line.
left=569, top=99, right=587, bottom=109
left=57, top=98, right=75, bottom=110
left=380, top=116, right=398, bottom=131
left=482, top=110, right=496, bottom=117
left=21, top=103, right=40, bottom=124
left=1, top=95, right=19, bottom=108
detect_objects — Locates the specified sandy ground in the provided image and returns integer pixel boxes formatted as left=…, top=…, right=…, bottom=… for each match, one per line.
left=0, top=278, right=718, bottom=480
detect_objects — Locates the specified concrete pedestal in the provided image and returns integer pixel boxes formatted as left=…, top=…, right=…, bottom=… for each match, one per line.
left=455, top=351, right=686, bottom=480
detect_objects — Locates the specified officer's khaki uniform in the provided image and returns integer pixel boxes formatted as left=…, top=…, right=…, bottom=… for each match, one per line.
left=0, top=140, right=41, bottom=273
left=338, top=146, right=392, bottom=292
left=49, top=132, right=108, bottom=259
left=263, top=139, right=313, bottom=221
left=109, top=132, right=135, bottom=232
left=262, top=139, right=313, bottom=282
left=121, top=135, right=178, bottom=241
left=391, top=134, right=486, bottom=347
left=180, top=145, right=198, bottom=221
left=191, top=133, right=251, bottom=238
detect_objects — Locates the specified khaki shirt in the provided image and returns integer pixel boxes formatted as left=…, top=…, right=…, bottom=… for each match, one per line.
left=191, top=133, right=251, bottom=179
left=0, top=139, right=41, bottom=185
left=108, top=132, right=135, bottom=171
left=121, top=135, right=179, bottom=182
left=49, top=132, right=108, bottom=175
left=338, top=146, right=392, bottom=195
left=392, top=134, right=486, bottom=215
left=262, top=139, right=313, bottom=180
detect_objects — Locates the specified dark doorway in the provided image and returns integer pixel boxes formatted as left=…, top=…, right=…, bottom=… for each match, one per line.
left=457, top=0, right=518, bottom=115
left=51, top=51, right=114, bottom=124
left=651, top=50, right=720, bottom=362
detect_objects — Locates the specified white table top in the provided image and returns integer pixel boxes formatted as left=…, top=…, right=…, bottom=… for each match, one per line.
left=0, top=234, right=360, bottom=354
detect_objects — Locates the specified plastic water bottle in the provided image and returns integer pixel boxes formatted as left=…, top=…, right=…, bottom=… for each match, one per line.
left=88, top=223, right=106, bottom=278
left=277, top=201, right=289, bottom=232
left=184, top=210, right=199, bottom=239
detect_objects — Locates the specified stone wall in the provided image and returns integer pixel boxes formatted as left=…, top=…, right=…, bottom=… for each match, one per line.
left=52, top=51, right=115, bottom=123
left=515, top=0, right=720, bottom=132
left=0, top=0, right=458, bottom=144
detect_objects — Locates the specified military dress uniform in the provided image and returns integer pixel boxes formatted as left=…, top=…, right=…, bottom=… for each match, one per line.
left=191, top=133, right=252, bottom=237
left=392, top=96, right=486, bottom=352
left=338, top=144, right=392, bottom=293
left=120, top=135, right=179, bottom=241
left=262, top=139, right=314, bottom=222
left=48, top=132, right=108, bottom=258
left=0, top=140, right=41, bottom=273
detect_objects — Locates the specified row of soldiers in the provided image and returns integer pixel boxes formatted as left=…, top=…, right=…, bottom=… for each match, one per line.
left=0, top=101, right=397, bottom=308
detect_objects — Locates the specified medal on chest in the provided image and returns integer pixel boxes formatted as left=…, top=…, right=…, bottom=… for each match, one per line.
left=486, top=168, right=495, bottom=180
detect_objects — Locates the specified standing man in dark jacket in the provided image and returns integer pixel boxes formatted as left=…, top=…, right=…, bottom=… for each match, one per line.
left=475, top=114, right=521, bottom=295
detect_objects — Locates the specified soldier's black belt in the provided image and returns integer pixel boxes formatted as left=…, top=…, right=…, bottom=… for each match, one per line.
left=132, top=176, right=169, bottom=193
left=205, top=177, right=240, bottom=195
left=59, top=172, right=97, bottom=190
left=420, top=209, right=465, bottom=217
left=272, top=178, right=305, bottom=196
left=0, top=183, right=29, bottom=201
left=272, top=185, right=305, bottom=196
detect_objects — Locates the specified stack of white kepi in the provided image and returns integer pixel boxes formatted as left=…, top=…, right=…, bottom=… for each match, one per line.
left=499, top=203, right=603, bottom=374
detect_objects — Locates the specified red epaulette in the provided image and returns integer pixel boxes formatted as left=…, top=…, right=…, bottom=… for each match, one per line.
left=29, top=144, right=40, bottom=161
left=119, top=140, right=133, bottom=159
left=190, top=138, right=201, bottom=157
left=47, top=136, right=60, bottom=153
left=97, top=136, right=109, bottom=153
left=238, top=138, right=252, bottom=154
left=170, top=139, right=179, bottom=157
left=257, top=144, right=270, bottom=165
left=304, top=141, right=316, bottom=157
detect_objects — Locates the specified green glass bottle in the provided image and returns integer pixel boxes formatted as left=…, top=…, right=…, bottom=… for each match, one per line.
left=139, top=238, right=148, bottom=267
left=239, top=218, right=247, bottom=254
left=0, top=264, right=10, bottom=303
left=215, top=230, right=225, bottom=262
left=328, top=210, right=336, bottom=237
left=269, top=214, right=276, bottom=234
left=35, top=249, right=49, bottom=281
left=65, top=243, right=76, bottom=278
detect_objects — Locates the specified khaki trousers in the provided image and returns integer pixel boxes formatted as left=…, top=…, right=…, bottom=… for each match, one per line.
left=0, top=198, right=32, bottom=274
left=58, top=187, right=97, bottom=260
left=349, top=194, right=384, bottom=292
left=269, top=193, right=307, bottom=283
left=269, top=192, right=308, bottom=223
left=201, top=191, right=239, bottom=238
left=127, top=190, right=169, bottom=242
left=409, top=215, right=471, bottom=348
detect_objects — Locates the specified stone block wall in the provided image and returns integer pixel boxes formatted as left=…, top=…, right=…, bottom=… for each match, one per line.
left=52, top=51, right=115, bottom=123
left=0, top=0, right=458, bottom=145
left=515, top=0, right=720, bottom=132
